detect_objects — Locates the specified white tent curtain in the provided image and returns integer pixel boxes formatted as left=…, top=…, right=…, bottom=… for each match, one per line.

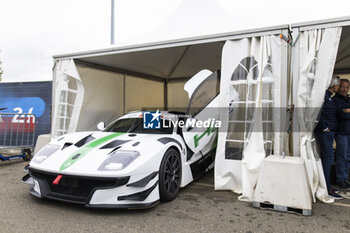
left=297, top=27, right=342, bottom=203
left=52, top=59, right=84, bottom=138
left=215, top=35, right=282, bottom=201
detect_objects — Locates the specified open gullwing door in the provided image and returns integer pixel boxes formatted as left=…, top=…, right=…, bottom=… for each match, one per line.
left=182, top=69, right=220, bottom=154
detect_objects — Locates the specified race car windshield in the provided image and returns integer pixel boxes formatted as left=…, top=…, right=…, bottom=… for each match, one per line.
left=105, top=118, right=139, bottom=133
left=105, top=118, right=173, bottom=134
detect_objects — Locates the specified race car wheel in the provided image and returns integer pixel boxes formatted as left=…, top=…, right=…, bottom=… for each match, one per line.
left=22, top=149, right=32, bottom=161
left=159, top=148, right=181, bottom=202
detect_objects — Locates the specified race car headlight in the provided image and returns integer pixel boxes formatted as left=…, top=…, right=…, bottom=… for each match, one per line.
left=98, top=150, right=140, bottom=171
left=33, top=144, right=60, bottom=163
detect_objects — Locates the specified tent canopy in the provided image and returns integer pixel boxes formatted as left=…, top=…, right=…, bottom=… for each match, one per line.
left=54, top=16, right=350, bottom=81
left=53, top=25, right=289, bottom=82
left=52, top=24, right=290, bottom=137
left=52, top=16, right=350, bottom=138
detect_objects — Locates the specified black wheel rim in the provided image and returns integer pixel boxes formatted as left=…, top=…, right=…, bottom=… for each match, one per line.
left=164, top=152, right=180, bottom=196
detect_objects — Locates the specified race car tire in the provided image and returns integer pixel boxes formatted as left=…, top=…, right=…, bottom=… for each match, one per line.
left=159, top=148, right=181, bottom=202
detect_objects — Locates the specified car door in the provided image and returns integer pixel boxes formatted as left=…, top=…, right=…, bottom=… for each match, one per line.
left=181, top=69, right=220, bottom=154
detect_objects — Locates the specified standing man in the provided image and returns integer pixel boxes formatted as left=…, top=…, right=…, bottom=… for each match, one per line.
left=315, top=75, right=342, bottom=199
left=334, top=78, right=350, bottom=190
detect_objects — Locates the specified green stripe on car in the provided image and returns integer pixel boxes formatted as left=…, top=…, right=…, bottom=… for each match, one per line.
left=59, top=133, right=124, bottom=171
left=193, top=126, right=216, bottom=148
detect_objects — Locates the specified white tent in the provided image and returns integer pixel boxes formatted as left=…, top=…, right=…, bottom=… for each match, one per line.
left=52, top=25, right=289, bottom=138
left=51, top=16, right=350, bottom=210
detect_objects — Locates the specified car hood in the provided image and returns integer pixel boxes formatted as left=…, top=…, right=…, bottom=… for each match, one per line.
left=29, top=131, right=175, bottom=176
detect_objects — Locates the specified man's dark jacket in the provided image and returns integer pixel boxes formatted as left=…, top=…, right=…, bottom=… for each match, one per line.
left=334, top=92, right=350, bottom=135
left=316, top=90, right=337, bottom=132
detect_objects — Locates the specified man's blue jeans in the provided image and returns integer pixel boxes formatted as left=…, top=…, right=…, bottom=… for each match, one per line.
left=315, top=131, right=335, bottom=189
left=335, top=134, right=350, bottom=183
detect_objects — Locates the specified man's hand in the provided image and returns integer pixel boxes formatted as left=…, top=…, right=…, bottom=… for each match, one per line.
left=343, top=108, right=350, bottom=113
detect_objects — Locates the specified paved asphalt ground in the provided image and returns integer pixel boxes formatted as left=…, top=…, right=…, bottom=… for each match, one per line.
left=0, top=159, right=349, bottom=233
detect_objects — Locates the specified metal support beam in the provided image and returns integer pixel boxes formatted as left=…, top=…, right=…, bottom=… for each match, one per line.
left=167, top=77, right=190, bottom=83
left=336, top=53, right=350, bottom=65
left=280, top=28, right=290, bottom=156
left=334, top=69, right=350, bottom=74
left=291, top=28, right=300, bottom=157
left=75, top=60, right=165, bottom=83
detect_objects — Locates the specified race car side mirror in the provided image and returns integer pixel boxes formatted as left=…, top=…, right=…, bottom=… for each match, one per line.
left=97, top=122, right=106, bottom=131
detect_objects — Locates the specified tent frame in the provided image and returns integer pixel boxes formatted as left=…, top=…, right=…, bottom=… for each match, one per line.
left=292, top=16, right=350, bottom=32
left=54, top=25, right=290, bottom=111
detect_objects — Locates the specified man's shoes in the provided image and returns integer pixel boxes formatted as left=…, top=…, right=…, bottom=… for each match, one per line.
left=329, top=188, right=343, bottom=200
left=338, top=181, right=350, bottom=190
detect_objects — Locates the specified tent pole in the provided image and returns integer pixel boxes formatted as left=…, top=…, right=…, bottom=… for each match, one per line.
left=123, top=74, right=126, bottom=114
left=291, top=28, right=301, bottom=157
left=164, top=80, right=168, bottom=110
left=111, top=0, right=115, bottom=44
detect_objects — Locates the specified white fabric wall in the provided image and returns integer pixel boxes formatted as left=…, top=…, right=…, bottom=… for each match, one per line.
left=215, top=35, right=283, bottom=202
left=75, top=64, right=125, bottom=130
left=76, top=67, right=166, bottom=130
left=167, top=80, right=189, bottom=109
left=124, top=75, right=164, bottom=112
left=297, top=27, right=342, bottom=203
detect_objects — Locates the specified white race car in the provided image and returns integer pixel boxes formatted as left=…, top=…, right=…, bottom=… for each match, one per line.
left=22, top=70, right=220, bottom=208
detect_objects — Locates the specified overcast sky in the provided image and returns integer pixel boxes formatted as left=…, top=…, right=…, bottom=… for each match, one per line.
left=0, top=0, right=350, bottom=82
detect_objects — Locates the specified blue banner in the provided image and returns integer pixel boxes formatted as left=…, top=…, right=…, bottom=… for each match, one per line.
left=0, top=81, right=52, bottom=148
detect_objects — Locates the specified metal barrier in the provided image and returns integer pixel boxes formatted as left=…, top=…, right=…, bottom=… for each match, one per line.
left=0, top=113, right=37, bottom=149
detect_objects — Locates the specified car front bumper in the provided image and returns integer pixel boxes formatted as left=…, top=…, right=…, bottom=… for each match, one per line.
left=24, top=168, right=160, bottom=209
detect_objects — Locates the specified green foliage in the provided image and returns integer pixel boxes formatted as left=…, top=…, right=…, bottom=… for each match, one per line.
left=0, top=61, right=2, bottom=82
left=0, top=51, right=2, bottom=82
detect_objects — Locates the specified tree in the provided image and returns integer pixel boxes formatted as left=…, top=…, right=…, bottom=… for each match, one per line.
left=0, top=50, right=2, bottom=82
left=0, top=63, right=2, bottom=82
